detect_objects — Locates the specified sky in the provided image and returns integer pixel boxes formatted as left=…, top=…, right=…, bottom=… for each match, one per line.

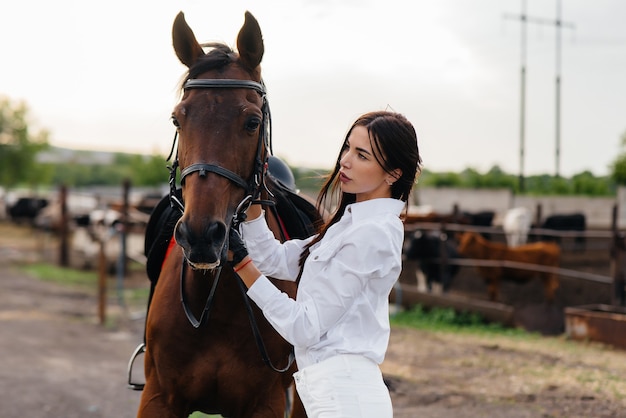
left=1, top=0, right=625, bottom=177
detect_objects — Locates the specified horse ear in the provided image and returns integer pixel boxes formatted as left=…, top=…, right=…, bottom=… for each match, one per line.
left=236, top=11, right=264, bottom=71
left=172, top=11, right=205, bottom=68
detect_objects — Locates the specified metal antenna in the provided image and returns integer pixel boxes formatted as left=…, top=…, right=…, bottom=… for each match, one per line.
left=504, top=0, right=575, bottom=189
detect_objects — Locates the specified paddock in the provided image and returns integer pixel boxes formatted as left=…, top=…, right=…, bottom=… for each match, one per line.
left=6, top=184, right=626, bottom=344
left=395, top=219, right=623, bottom=336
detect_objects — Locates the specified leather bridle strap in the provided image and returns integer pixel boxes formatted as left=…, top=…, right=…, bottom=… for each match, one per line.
left=234, top=270, right=295, bottom=373
left=184, top=79, right=266, bottom=95
left=180, top=163, right=248, bottom=190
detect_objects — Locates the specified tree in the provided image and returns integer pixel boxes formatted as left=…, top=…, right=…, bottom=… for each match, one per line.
left=610, top=130, right=626, bottom=186
left=0, top=97, right=50, bottom=189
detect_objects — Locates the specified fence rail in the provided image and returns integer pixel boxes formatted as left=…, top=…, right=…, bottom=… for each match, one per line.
left=403, top=219, right=625, bottom=305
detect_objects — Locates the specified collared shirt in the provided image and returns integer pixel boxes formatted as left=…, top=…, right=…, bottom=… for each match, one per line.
left=242, top=197, right=405, bottom=370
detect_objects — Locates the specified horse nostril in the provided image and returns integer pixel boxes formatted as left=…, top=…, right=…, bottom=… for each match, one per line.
left=174, top=221, right=190, bottom=249
left=206, top=221, right=227, bottom=248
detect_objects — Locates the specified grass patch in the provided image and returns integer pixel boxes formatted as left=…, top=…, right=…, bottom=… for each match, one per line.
left=16, top=262, right=150, bottom=310
left=391, top=304, right=532, bottom=337
left=18, top=263, right=98, bottom=290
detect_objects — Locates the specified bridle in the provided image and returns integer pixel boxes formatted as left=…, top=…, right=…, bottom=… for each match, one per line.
left=165, top=77, right=293, bottom=373
left=165, top=78, right=273, bottom=226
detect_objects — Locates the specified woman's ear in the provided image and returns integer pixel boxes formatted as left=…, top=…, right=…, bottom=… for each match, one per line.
left=387, top=169, right=402, bottom=185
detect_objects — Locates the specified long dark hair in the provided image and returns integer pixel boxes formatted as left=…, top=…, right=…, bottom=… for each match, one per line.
left=299, top=111, right=422, bottom=267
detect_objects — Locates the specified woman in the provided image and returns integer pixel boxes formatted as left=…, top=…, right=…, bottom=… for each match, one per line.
left=229, top=110, right=422, bottom=417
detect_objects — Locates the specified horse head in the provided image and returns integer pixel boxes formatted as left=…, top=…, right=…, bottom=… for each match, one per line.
left=170, top=11, right=269, bottom=270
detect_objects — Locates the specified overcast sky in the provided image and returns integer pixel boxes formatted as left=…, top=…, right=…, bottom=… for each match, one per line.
left=1, top=0, right=625, bottom=177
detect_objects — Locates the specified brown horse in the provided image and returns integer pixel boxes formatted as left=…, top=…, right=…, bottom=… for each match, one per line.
left=457, top=231, right=560, bottom=302
left=136, top=11, right=317, bottom=417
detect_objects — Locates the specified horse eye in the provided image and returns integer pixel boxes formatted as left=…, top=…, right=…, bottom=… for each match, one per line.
left=171, top=116, right=180, bottom=128
left=245, top=117, right=261, bottom=132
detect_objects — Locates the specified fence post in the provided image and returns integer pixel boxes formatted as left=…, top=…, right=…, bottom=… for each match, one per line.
left=611, top=204, right=626, bottom=306
left=439, top=223, right=450, bottom=291
left=116, top=179, right=130, bottom=307
left=98, top=239, right=107, bottom=325
left=58, top=184, right=69, bottom=267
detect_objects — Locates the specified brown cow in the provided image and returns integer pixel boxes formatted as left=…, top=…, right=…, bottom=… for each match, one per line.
left=457, top=231, right=560, bottom=302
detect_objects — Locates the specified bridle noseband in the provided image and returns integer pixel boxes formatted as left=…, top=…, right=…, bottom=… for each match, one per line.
left=166, top=78, right=273, bottom=227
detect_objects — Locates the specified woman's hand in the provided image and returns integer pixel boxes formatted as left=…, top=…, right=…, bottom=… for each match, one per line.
left=246, top=204, right=263, bottom=221
left=228, top=226, right=261, bottom=288
left=228, top=227, right=249, bottom=267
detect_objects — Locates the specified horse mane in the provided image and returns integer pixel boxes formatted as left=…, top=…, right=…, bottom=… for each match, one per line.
left=264, top=176, right=323, bottom=240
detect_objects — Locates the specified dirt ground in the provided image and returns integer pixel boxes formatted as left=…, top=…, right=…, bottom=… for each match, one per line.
left=1, top=223, right=626, bottom=417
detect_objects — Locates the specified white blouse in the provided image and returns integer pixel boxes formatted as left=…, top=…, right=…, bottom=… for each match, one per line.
left=241, top=197, right=405, bottom=370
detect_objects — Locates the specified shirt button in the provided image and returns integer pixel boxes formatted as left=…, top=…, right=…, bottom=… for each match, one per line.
left=348, top=207, right=351, bottom=213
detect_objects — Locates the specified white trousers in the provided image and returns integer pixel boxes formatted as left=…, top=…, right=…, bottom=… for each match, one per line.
left=293, top=354, right=393, bottom=418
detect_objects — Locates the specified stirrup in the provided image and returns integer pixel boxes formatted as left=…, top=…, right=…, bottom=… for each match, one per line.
left=127, top=343, right=146, bottom=391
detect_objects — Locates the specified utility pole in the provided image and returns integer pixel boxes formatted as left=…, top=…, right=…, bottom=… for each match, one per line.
left=504, top=0, right=575, bottom=189
left=504, top=0, right=527, bottom=192
left=554, top=0, right=575, bottom=177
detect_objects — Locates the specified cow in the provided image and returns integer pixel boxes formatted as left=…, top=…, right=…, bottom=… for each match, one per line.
left=404, top=230, right=461, bottom=292
left=462, top=211, right=495, bottom=228
left=502, top=207, right=533, bottom=247
left=7, top=197, right=49, bottom=224
left=457, top=231, right=560, bottom=303
left=540, top=213, right=586, bottom=251
left=462, top=210, right=495, bottom=239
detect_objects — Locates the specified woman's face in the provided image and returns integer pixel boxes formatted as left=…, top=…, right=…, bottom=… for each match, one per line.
left=338, top=126, right=393, bottom=202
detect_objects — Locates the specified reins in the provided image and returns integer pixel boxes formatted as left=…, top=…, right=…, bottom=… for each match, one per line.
left=166, top=76, right=294, bottom=373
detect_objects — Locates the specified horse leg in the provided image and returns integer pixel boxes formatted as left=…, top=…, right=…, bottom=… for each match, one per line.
left=487, top=283, right=498, bottom=301
left=541, top=272, right=559, bottom=304
left=478, top=267, right=498, bottom=301
left=290, top=391, right=307, bottom=418
left=485, top=276, right=499, bottom=301
left=137, top=379, right=182, bottom=418
left=137, top=387, right=179, bottom=418
left=247, top=383, right=292, bottom=418
left=137, top=350, right=183, bottom=418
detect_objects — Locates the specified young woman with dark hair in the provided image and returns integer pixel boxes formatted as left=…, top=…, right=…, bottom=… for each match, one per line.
left=229, top=110, right=422, bottom=417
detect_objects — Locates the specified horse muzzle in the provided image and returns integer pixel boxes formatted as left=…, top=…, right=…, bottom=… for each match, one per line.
left=174, top=218, right=228, bottom=270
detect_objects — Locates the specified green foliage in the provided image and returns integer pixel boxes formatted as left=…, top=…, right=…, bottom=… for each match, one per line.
left=391, top=305, right=530, bottom=337
left=0, top=96, right=50, bottom=188
left=418, top=165, right=614, bottom=196
left=425, top=170, right=463, bottom=188
left=292, top=166, right=326, bottom=193
left=610, top=131, right=626, bottom=186
left=20, top=263, right=98, bottom=289
left=36, top=149, right=169, bottom=187
left=1, top=94, right=621, bottom=196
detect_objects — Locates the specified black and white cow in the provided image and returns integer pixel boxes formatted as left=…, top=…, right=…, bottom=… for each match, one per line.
left=404, top=230, right=461, bottom=292
left=7, top=197, right=49, bottom=224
